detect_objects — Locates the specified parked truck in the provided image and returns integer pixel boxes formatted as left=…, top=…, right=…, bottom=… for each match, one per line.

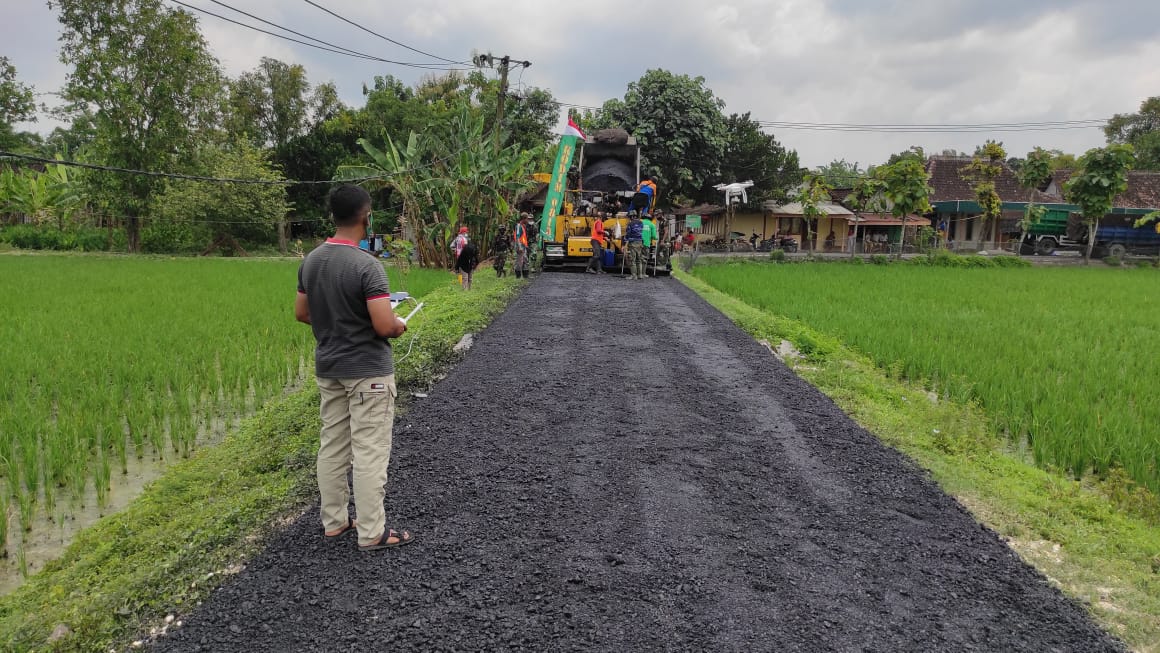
left=1017, top=209, right=1160, bottom=257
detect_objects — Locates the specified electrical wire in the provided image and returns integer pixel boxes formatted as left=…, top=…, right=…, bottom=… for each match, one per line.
left=168, top=0, right=469, bottom=70
left=300, top=0, right=470, bottom=66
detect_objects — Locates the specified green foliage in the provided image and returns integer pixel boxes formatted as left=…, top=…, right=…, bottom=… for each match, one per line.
left=1014, top=148, right=1054, bottom=251
left=0, top=56, right=37, bottom=149
left=908, top=250, right=1031, bottom=268
left=877, top=155, right=932, bottom=258
left=769, top=248, right=786, bottom=262
left=885, top=146, right=925, bottom=166
left=226, top=57, right=341, bottom=150
left=150, top=140, right=290, bottom=252
left=0, top=225, right=118, bottom=251
left=50, top=0, right=225, bottom=251
left=0, top=268, right=511, bottom=653
left=963, top=141, right=1007, bottom=244
left=1105, top=97, right=1160, bottom=171
left=795, top=175, right=832, bottom=250
left=870, top=254, right=889, bottom=265
left=814, top=159, right=865, bottom=188
left=0, top=159, right=83, bottom=228
left=599, top=69, right=730, bottom=204
left=337, top=105, right=537, bottom=268
left=1103, top=255, right=1123, bottom=267
left=1064, top=144, right=1136, bottom=262
left=1018, top=147, right=1054, bottom=191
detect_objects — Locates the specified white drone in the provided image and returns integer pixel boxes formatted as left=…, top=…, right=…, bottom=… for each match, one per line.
left=714, top=180, right=755, bottom=206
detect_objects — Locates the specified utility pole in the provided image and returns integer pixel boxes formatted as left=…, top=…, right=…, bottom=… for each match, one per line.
left=473, top=53, right=531, bottom=152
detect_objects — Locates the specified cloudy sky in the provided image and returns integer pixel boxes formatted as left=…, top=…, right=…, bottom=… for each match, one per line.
left=4, top=0, right=1159, bottom=168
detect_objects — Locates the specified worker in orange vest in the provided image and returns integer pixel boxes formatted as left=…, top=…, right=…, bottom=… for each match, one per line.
left=586, top=212, right=607, bottom=274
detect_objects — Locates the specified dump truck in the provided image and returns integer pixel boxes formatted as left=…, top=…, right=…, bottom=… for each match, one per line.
left=1017, top=209, right=1160, bottom=257
left=539, top=129, right=672, bottom=275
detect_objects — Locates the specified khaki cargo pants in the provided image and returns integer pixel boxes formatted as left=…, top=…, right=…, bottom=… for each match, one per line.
left=316, top=375, right=397, bottom=547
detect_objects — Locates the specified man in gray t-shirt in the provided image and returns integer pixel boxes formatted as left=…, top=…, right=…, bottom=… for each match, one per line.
left=295, top=185, right=413, bottom=552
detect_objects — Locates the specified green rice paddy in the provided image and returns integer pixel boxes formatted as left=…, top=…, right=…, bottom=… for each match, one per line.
left=0, top=254, right=451, bottom=563
left=694, top=262, right=1160, bottom=494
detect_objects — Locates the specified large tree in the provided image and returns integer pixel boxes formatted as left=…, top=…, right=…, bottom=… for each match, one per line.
left=50, top=0, right=224, bottom=252
left=0, top=56, right=37, bottom=150
left=1064, top=144, right=1135, bottom=263
left=1105, top=97, right=1160, bottom=171
left=716, top=112, right=802, bottom=206
left=227, top=57, right=342, bottom=150
left=600, top=69, right=729, bottom=206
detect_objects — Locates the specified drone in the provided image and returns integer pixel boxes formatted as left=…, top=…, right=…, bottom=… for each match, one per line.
left=714, top=180, right=755, bottom=206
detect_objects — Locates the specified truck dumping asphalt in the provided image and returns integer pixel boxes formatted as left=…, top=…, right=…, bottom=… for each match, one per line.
left=153, top=274, right=1121, bottom=652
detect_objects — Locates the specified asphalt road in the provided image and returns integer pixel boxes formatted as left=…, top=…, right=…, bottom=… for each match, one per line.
left=153, top=273, right=1121, bottom=653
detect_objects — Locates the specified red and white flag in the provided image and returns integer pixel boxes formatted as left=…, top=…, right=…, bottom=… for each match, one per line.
left=564, top=117, right=586, bottom=141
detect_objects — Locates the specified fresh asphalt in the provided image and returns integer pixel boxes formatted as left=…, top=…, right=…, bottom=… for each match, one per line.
left=153, top=273, right=1122, bottom=652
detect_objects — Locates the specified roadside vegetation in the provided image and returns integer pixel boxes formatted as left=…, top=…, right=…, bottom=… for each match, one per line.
left=0, top=268, right=518, bottom=652
left=680, top=266, right=1160, bottom=649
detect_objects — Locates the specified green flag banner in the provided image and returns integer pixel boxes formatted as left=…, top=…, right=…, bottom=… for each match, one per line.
left=685, top=215, right=702, bottom=229
left=540, top=135, right=578, bottom=241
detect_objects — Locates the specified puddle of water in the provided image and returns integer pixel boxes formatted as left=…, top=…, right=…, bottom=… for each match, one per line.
left=0, top=365, right=308, bottom=595
left=0, top=445, right=174, bottom=595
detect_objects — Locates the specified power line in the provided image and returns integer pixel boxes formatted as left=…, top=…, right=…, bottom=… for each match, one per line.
left=300, top=0, right=469, bottom=66
left=167, top=0, right=469, bottom=70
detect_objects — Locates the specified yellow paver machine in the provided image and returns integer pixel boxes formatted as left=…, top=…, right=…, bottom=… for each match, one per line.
left=538, top=129, right=672, bottom=276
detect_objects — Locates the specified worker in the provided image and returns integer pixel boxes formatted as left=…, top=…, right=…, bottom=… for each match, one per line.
left=513, top=213, right=531, bottom=279
left=294, top=185, right=412, bottom=552
left=641, top=214, right=658, bottom=277
left=624, top=212, right=645, bottom=280
left=492, top=224, right=510, bottom=277
left=587, top=211, right=607, bottom=274
left=634, top=176, right=658, bottom=216
left=455, top=235, right=479, bottom=291
left=451, top=226, right=469, bottom=263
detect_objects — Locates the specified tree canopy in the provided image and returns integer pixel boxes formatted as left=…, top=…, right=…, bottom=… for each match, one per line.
left=1105, top=97, right=1160, bottom=171
left=0, top=56, right=37, bottom=150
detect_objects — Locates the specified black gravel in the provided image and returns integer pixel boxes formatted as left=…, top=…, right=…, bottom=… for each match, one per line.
left=153, top=274, right=1122, bottom=653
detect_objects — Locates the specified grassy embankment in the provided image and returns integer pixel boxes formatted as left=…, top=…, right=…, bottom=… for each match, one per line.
left=0, top=256, right=519, bottom=652
left=680, top=261, right=1160, bottom=651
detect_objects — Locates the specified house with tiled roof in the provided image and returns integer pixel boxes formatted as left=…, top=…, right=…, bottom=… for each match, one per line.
left=925, top=155, right=1070, bottom=250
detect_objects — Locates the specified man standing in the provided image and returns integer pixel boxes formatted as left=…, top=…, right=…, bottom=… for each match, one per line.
left=640, top=214, right=657, bottom=278
left=492, top=224, right=510, bottom=277
left=624, top=212, right=645, bottom=280
left=295, top=185, right=412, bottom=552
left=586, top=212, right=606, bottom=274
left=513, top=213, right=531, bottom=279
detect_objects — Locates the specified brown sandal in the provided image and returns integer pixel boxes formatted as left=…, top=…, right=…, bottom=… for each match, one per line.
left=359, top=528, right=414, bottom=551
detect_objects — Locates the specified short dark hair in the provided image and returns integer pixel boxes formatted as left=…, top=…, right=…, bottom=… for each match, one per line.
left=328, top=185, right=371, bottom=227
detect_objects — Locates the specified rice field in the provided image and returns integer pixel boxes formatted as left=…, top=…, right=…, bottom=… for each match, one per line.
left=0, top=255, right=451, bottom=564
left=693, top=262, right=1160, bottom=493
